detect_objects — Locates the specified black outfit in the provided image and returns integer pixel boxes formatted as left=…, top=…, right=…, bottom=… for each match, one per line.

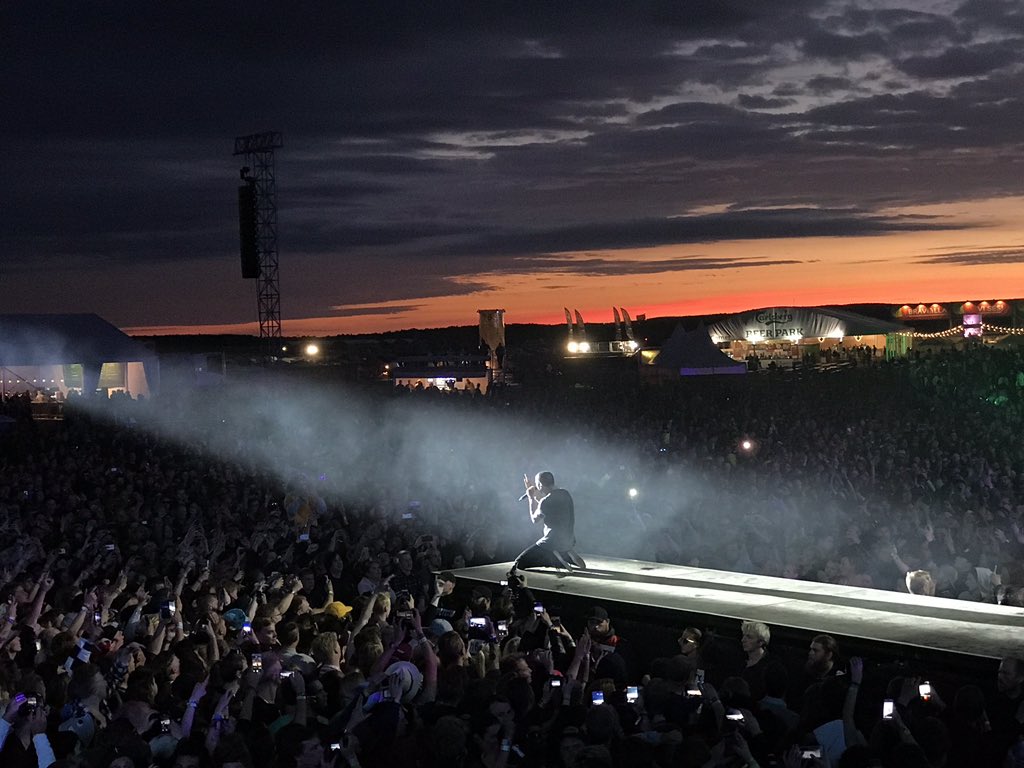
left=741, top=652, right=787, bottom=703
left=513, top=487, right=586, bottom=570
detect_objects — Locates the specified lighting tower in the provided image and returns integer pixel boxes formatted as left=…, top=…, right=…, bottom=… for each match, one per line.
left=234, top=131, right=284, bottom=339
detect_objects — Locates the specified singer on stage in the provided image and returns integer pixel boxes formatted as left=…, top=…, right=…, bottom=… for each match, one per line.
left=510, top=471, right=585, bottom=574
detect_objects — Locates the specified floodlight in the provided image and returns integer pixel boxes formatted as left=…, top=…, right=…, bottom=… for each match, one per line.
left=304, top=343, right=320, bottom=357
left=567, top=341, right=579, bottom=353
left=579, top=341, right=591, bottom=353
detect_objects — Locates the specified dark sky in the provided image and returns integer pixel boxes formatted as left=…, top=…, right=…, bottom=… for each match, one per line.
left=4, top=1, right=1024, bottom=334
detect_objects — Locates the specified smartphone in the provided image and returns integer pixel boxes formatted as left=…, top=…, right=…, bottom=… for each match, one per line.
left=93, top=610, right=102, bottom=624
left=330, top=743, right=342, bottom=752
left=695, top=668, right=706, bottom=685
left=801, top=747, right=822, bottom=759
left=242, top=621, right=252, bottom=634
left=685, top=687, right=703, bottom=697
left=497, top=620, right=508, bottom=637
left=534, top=602, right=544, bottom=614
left=469, top=617, right=487, bottom=628
left=726, top=709, right=745, bottom=722
left=160, top=601, right=176, bottom=620
left=551, top=677, right=562, bottom=688
left=626, top=685, right=639, bottom=703
left=251, top=653, right=263, bottom=671
left=298, top=532, right=310, bottom=543
left=23, top=695, right=37, bottom=715
left=35, top=640, right=42, bottom=652
left=105, top=544, right=116, bottom=551
left=919, top=681, right=932, bottom=700
left=401, top=512, right=415, bottom=521
left=279, top=670, right=293, bottom=678
left=883, top=699, right=894, bottom=720
left=160, top=717, right=171, bottom=733
left=591, top=691, right=604, bottom=705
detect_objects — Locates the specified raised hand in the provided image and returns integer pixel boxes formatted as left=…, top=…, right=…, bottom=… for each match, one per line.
left=849, top=656, right=864, bottom=685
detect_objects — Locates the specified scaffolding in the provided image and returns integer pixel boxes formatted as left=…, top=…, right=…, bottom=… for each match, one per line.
left=234, top=131, right=284, bottom=339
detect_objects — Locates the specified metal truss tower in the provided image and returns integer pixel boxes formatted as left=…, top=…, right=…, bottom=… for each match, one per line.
left=234, top=131, right=284, bottom=339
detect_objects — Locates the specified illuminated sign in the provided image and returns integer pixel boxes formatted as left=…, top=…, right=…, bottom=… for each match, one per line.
left=897, top=303, right=947, bottom=319
left=959, top=300, right=1010, bottom=316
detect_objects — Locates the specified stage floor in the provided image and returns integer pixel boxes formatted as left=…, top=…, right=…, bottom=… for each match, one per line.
left=452, top=555, right=1024, bottom=660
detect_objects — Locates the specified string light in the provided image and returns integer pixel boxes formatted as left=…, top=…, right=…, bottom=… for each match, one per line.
left=908, top=324, right=1024, bottom=339
left=982, top=323, right=1024, bottom=335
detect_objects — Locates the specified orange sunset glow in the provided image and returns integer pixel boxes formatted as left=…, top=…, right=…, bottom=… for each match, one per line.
left=125, top=197, right=1024, bottom=337
left=7, top=4, right=1024, bottom=337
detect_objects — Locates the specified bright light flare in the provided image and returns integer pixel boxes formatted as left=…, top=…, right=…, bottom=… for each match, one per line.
left=304, top=343, right=320, bottom=357
left=628, top=487, right=639, bottom=499
left=740, top=439, right=754, bottom=452
left=567, top=341, right=579, bottom=353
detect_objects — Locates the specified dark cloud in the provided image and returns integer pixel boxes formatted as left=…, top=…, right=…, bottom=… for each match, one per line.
left=801, top=30, right=889, bottom=59
left=327, top=304, right=423, bottom=318
left=917, top=247, right=1024, bottom=265
left=493, top=254, right=802, bottom=276
left=737, top=94, right=796, bottom=110
left=897, top=44, right=1018, bottom=78
left=3, top=1, right=1024, bottom=327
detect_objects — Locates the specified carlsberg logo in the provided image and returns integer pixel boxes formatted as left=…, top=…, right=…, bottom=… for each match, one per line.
left=755, top=310, right=793, bottom=324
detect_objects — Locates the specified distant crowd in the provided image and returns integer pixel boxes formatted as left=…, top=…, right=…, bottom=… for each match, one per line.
left=1, top=342, right=1023, bottom=766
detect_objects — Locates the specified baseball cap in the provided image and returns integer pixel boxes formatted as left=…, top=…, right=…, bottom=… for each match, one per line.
left=471, top=585, right=492, bottom=601
left=325, top=601, right=354, bottom=619
left=428, top=618, right=453, bottom=638
left=587, top=606, right=609, bottom=622
left=222, top=608, right=248, bottom=631
left=385, top=661, right=423, bottom=704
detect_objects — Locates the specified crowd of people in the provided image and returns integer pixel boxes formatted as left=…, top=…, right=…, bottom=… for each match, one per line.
left=0, top=341, right=1023, bottom=767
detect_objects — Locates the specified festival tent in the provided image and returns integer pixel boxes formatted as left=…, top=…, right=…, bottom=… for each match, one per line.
left=708, top=306, right=908, bottom=343
left=0, top=314, right=157, bottom=396
left=647, top=324, right=747, bottom=377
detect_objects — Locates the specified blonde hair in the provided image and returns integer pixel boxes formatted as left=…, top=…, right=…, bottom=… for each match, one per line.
left=740, top=620, right=770, bottom=648
left=310, top=631, right=340, bottom=666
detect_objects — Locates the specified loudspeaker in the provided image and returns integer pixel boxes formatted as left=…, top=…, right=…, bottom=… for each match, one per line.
left=238, top=183, right=259, bottom=278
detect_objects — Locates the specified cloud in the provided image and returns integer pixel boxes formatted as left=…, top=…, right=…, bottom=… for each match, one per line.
left=5, top=1, right=1024, bottom=329
left=916, top=247, right=1024, bottom=265
left=491, top=254, right=802, bottom=276
left=326, top=304, right=423, bottom=317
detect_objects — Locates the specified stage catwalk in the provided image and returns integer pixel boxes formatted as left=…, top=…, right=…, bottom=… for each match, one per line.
left=452, top=555, right=1024, bottom=660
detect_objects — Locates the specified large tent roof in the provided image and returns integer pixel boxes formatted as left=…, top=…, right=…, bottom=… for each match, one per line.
left=0, top=314, right=152, bottom=366
left=652, top=324, right=746, bottom=375
left=708, top=306, right=908, bottom=342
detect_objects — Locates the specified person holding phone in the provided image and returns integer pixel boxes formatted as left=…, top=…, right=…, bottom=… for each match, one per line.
left=510, top=471, right=586, bottom=575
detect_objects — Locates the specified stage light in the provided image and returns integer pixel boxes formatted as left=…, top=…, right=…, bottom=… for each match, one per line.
left=304, top=343, right=319, bottom=357
left=567, top=341, right=579, bottom=353
left=627, top=340, right=638, bottom=351
left=579, top=341, right=591, bottom=353
left=628, top=487, right=638, bottom=499
left=281, top=346, right=288, bottom=352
